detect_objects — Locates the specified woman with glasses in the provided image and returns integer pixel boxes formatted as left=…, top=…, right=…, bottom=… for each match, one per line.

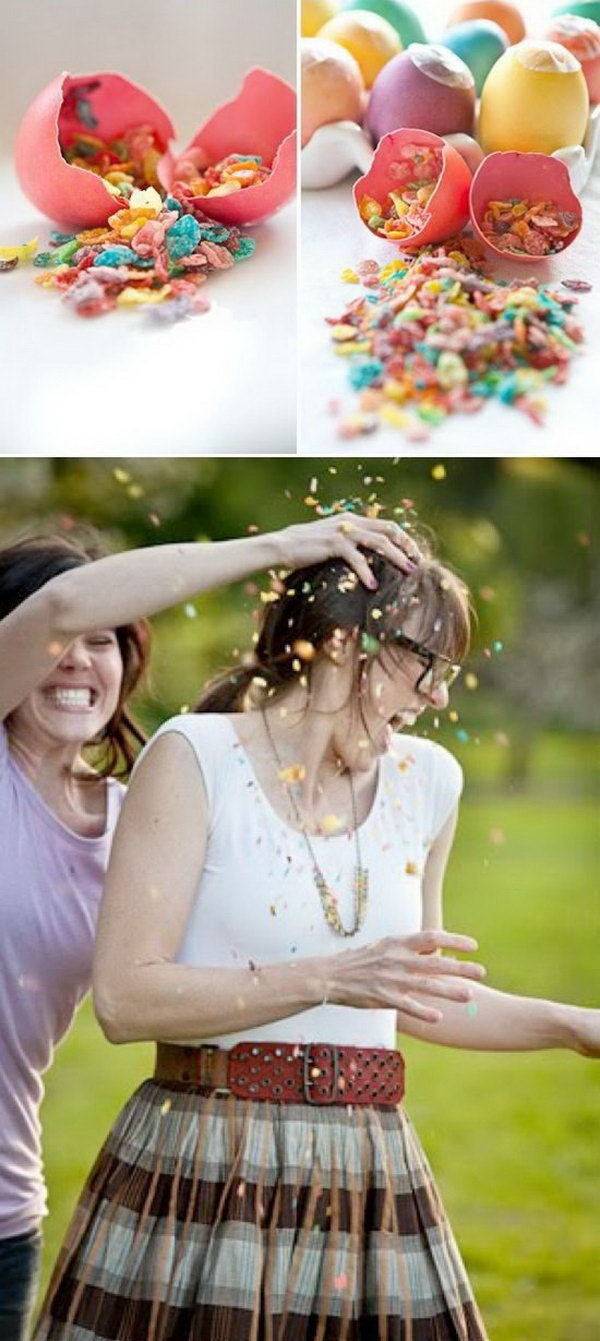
left=0, top=513, right=418, bottom=1341
left=35, top=539, right=598, bottom=1341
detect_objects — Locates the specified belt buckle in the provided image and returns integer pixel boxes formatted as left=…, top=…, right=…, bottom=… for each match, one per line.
left=302, top=1044, right=340, bottom=1105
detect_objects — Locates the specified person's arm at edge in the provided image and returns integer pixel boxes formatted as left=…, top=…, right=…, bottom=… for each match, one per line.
left=395, top=809, right=594, bottom=1055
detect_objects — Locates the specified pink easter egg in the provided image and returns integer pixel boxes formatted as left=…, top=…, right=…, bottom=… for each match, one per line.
left=365, top=44, right=476, bottom=144
left=14, top=71, right=175, bottom=228
left=354, top=126, right=472, bottom=247
left=470, top=150, right=583, bottom=260
left=164, top=69, right=296, bottom=226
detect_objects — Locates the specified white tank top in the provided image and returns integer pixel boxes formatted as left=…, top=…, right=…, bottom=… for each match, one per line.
left=148, top=714, right=463, bottom=1049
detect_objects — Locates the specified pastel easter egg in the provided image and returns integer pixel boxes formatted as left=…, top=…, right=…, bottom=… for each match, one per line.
left=302, top=0, right=340, bottom=38
left=545, top=14, right=600, bottom=101
left=441, top=19, right=508, bottom=93
left=317, top=9, right=401, bottom=88
left=446, top=2, right=526, bottom=45
left=479, top=40, right=590, bottom=153
left=354, top=127, right=472, bottom=247
left=14, top=71, right=175, bottom=228
left=470, top=150, right=582, bottom=260
left=302, top=38, right=364, bottom=146
left=166, top=69, right=296, bottom=226
left=340, top=0, right=426, bottom=46
left=366, top=44, right=476, bottom=143
left=551, top=1, right=600, bottom=22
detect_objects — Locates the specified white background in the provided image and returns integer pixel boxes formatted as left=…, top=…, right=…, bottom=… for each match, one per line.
left=300, top=0, right=600, bottom=456
left=0, top=0, right=297, bottom=455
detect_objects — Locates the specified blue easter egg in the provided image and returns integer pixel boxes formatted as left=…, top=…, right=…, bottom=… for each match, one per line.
left=441, top=19, right=508, bottom=94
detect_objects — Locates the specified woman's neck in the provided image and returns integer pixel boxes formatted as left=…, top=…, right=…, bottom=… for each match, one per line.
left=259, top=692, right=376, bottom=813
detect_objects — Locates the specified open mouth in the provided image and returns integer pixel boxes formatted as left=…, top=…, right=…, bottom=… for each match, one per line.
left=43, top=687, right=97, bottom=710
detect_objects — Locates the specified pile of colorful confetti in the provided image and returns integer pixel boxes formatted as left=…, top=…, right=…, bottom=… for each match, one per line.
left=25, top=186, right=255, bottom=320
left=358, top=144, right=442, bottom=242
left=328, top=242, right=586, bottom=440
left=481, top=197, right=580, bottom=256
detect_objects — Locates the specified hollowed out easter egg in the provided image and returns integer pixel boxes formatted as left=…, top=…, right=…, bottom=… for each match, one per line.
left=545, top=15, right=600, bottom=101
left=14, top=71, right=175, bottom=228
left=441, top=19, right=508, bottom=94
left=317, top=9, right=401, bottom=88
left=302, top=38, right=364, bottom=146
left=302, top=0, right=340, bottom=38
left=165, top=69, right=296, bottom=227
left=446, top=2, right=526, bottom=46
left=340, top=0, right=426, bottom=47
left=470, top=151, right=582, bottom=260
left=479, top=40, right=589, bottom=153
left=551, top=2, right=600, bottom=22
left=366, top=45, right=476, bottom=144
left=354, top=127, right=472, bottom=247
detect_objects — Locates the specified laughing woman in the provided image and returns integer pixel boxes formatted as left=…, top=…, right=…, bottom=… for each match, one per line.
left=34, top=542, right=598, bottom=1341
left=0, top=513, right=416, bottom=1341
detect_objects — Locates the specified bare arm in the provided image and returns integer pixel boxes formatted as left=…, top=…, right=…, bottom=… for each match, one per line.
left=92, top=732, right=330, bottom=1044
left=395, top=811, right=599, bottom=1057
left=0, top=515, right=418, bottom=720
left=93, top=732, right=486, bottom=1045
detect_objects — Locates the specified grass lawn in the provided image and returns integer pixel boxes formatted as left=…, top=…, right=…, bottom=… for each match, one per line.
left=38, top=735, right=599, bottom=1339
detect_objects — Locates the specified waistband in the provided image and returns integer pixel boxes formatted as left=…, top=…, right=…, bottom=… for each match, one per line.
left=154, top=1041, right=405, bottom=1107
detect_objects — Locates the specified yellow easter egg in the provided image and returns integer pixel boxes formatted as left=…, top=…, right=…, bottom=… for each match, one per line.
left=479, top=39, right=589, bottom=152
left=302, top=0, right=339, bottom=38
left=318, top=9, right=401, bottom=88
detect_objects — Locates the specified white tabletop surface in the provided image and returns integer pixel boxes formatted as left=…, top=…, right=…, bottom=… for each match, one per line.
left=0, top=0, right=297, bottom=456
left=300, top=163, right=599, bottom=458
left=300, top=0, right=600, bottom=457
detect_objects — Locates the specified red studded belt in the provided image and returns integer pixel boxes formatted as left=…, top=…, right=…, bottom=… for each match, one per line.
left=154, top=1041, right=405, bottom=1107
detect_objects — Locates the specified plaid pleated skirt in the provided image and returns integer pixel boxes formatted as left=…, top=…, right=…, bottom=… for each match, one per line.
left=34, top=1078, right=488, bottom=1341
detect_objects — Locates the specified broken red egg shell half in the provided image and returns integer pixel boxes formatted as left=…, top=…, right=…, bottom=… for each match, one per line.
left=15, top=71, right=175, bottom=229
left=163, top=68, right=296, bottom=226
left=470, top=150, right=583, bottom=260
left=354, top=127, right=472, bottom=248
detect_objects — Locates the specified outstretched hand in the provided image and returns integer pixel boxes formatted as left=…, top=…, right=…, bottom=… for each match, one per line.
left=277, top=514, right=421, bottom=586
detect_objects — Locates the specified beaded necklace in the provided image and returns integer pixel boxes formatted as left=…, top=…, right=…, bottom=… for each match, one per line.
left=261, top=710, right=369, bottom=938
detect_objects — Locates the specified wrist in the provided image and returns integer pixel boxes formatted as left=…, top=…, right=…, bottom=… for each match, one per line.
left=542, top=999, right=578, bottom=1049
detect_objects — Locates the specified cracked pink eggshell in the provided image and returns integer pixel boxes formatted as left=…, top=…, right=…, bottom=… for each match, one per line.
left=14, top=71, right=176, bottom=229
left=470, top=150, right=583, bottom=260
left=165, top=68, right=296, bottom=226
left=354, top=127, right=472, bottom=248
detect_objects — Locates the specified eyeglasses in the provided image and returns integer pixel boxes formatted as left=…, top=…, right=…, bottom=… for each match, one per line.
left=392, top=632, right=462, bottom=695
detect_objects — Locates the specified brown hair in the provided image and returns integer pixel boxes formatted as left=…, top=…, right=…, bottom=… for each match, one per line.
left=196, top=545, right=471, bottom=715
left=0, top=530, right=150, bottom=778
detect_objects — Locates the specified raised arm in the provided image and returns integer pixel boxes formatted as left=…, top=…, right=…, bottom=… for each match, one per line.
left=395, top=810, right=599, bottom=1058
left=0, top=515, right=418, bottom=721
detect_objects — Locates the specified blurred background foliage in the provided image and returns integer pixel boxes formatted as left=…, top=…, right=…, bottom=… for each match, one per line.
left=1, top=455, right=598, bottom=1339
left=0, top=455, right=597, bottom=783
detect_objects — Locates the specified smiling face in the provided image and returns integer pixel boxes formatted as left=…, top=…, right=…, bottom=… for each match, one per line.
left=361, top=624, right=454, bottom=754
left=8, top=630, right=124, bottom=754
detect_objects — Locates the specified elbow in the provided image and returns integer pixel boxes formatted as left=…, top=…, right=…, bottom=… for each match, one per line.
left=47, top=572, right=88, bottom=640
left=93, top=983, right=138, bottom=1045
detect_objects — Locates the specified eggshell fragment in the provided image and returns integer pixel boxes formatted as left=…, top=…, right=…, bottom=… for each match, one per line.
left=164, top=69, right=296, bottom=226
left=15, top=71, right=175, bottom=228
